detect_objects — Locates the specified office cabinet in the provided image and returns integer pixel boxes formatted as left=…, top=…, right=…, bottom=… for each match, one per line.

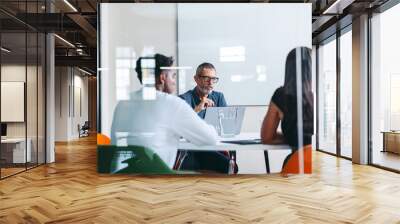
left=382, top=132, right=400, bottom=154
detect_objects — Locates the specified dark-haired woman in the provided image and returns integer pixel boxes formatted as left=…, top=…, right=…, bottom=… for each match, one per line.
left=260, top=47, right=314, bottom=174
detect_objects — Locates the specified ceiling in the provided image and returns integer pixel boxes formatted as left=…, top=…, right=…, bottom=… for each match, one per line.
left=0, top=0, right=390, bottom=74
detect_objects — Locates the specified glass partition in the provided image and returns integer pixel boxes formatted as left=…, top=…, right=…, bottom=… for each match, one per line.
left=0, top=2, right=46, bottom=179
left=27, top=30, right=38, bottom=169
left=98, top=3, right=313, bottom=175
left=1, top=30, right=28, bottom=177
left=38, top=32, right=45, bottom=165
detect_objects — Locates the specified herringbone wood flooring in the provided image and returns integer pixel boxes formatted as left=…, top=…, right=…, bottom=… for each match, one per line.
left=1, top=136, right=400, bottom=223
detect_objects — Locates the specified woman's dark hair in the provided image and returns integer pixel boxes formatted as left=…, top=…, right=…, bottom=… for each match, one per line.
left=135, top=53, right=174, bottom=84
left=281, top=47, right=314, bottom=148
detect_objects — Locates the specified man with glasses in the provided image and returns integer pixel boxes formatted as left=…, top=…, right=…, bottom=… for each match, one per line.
left=179, top=63, right=227, bottom=118
left=178, top=62, right=232, bottom=173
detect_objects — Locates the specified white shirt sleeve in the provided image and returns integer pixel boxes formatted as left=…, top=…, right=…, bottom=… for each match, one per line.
left=172, top=98, right=218, bottom=146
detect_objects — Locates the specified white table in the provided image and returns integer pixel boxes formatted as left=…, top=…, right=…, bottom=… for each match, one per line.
left=178, top=132, right=290, bottom=151
left=1, top=138, right=31, bottom=163
left=178, top=133, right=291, bottom=173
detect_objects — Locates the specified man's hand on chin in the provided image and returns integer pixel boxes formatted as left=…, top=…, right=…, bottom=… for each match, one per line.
left=194, top=97, right=215, bottom=113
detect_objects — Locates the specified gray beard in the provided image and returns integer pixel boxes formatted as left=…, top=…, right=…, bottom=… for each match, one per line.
left=197, top=86, right=212, bottom=96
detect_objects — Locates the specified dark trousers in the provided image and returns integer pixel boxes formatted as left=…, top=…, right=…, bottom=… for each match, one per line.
left=180, top=151, right=230, bottom=173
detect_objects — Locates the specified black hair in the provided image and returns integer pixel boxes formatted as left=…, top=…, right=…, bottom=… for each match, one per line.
left=283, top=47, right=312, bottom=96
left=135, top=53, right=174, bottom=84
left=195, top=62, right=216, bottom=76
left=281, top=47, right=314, bottom=148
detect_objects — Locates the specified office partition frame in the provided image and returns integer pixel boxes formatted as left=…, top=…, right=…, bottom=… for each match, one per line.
left=0, top=1, right=48, bottom=180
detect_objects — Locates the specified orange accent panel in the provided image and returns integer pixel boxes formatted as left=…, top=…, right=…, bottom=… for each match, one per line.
left=281, top=145, right=312, bottom=174
left=97, top=133, right=111, bottom=145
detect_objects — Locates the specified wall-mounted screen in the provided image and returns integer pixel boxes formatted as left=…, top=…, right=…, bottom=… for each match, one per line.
left=1, top=82, right=25, bottom=122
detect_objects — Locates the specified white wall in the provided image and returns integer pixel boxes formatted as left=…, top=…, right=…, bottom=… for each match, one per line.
left=55, top=67, right=69, bottom=141
left=178, top=3, right=312, bottom=105
left=55, top=67, right=89, bottom=141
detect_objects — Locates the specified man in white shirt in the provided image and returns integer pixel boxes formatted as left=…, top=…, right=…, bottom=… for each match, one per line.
left=110, top=54, right=217, bottom=169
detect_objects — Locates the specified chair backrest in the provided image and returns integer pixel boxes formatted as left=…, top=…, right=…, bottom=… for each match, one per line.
left=97, top=145, right=175, bottom=174
left=82, top=121, right=90, bottom=129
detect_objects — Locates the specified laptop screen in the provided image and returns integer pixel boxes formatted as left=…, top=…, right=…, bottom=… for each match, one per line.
left=204, top=106, right=245, bottom=137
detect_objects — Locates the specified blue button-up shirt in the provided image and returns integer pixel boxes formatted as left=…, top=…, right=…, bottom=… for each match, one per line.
left=179, top=88, right=227, bottom=118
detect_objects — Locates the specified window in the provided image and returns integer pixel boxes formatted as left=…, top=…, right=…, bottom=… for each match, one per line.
left=318, top=37, right=337, bottom=154
left=339, top=29, right=352, bottom=158
left=371, top=3, right=400, bottom=171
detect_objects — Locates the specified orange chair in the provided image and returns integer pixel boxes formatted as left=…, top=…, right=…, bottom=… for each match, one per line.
left=97, top=133, right=111, bottom=145
left=281, top=145, right=312, bottom=174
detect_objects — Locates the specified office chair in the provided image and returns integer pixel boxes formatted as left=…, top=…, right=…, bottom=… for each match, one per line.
left=78, top=121, right=90, bottom=138
left=281, top=145, right=312, bottom=174
left=97, top=145, right=195, bottom=174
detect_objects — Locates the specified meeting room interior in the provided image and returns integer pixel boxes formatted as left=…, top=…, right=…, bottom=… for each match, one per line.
left=0, top=0, right=400, bottom=223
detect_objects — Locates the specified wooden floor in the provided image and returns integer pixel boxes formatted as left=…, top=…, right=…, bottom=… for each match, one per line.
left=373, top=151, right=400, bottom=171
left=0, top=167, right=26, bottom=177
left=1, top=136, right=400, bottom=223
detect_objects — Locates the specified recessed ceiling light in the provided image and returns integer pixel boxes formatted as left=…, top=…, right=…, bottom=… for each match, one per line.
left=63, top=0, right=78, bottom=12
left=78, top=67, right=93, bottom=76
left=1, top=47, right=11, bottom=53
left=322, top=0, right=354, bottom=15
left=54, top=34, right=75, bottom=48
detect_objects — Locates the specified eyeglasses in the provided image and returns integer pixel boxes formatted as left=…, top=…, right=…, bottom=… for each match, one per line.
left=198, top=75, right=219, bottom=83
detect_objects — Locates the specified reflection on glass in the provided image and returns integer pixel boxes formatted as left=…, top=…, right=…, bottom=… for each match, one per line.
left=318, top=38, right=337, bottom=154
left=100, top=3, right=312, bottom=174
left=219, top=46, right=246, bottom=62
left=371, top=4, right=400, bottom=171
left=340, top=30, right=352, bottom=158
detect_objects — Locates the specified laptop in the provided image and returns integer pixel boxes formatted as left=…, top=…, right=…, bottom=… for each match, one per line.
left=204, top=106, right=245, bottom=137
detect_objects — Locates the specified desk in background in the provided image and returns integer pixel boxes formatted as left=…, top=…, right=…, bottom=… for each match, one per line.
left=382, top=131, right=400, bottom=154
left=178, top=133, right=289, bottom=151
left=1, top=138, right=32, bottom=164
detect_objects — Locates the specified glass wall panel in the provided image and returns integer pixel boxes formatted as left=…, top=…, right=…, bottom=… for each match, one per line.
left=0, top=1, right=46, bottom=179
left=38, top=32, right=45, bottom=165
left=318, top=37, right=337, bottom=154
left=27, top=30, right=38, bottom=169
left=26, top=0, right=39, bottom=169
left=1, top=30, right=27, bottom=177
left=339, top=29, right=352, bottom=158
left=371, top=4, right=400, bottom=171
